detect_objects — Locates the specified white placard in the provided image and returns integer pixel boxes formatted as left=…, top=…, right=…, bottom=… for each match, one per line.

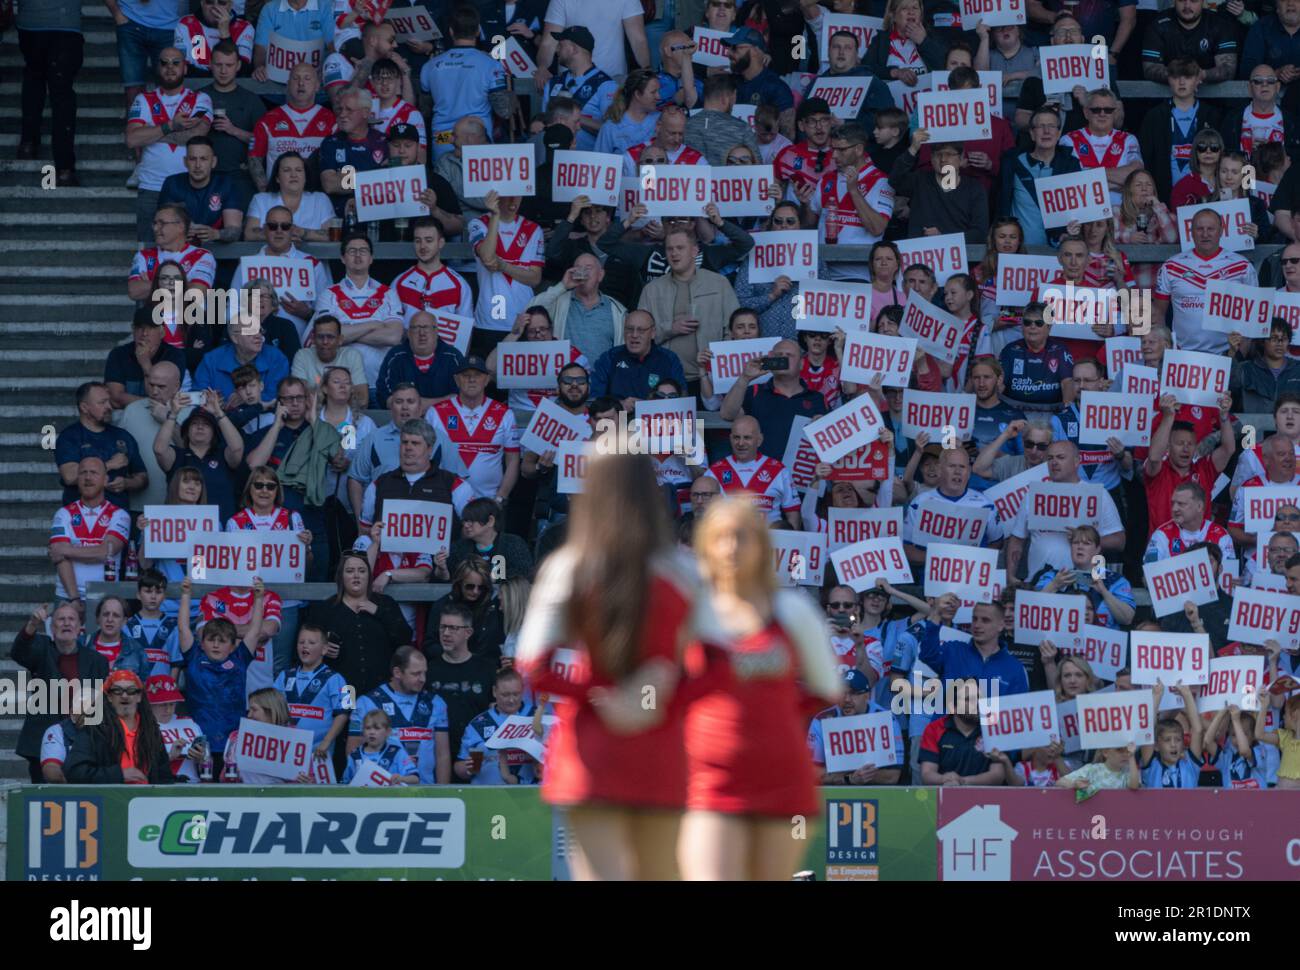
left=500, top=36, right=536, bottom=78
left=142, top=505, right=220, bottom=559
left=915, top=88, right=992, bottom=141
left=1129, top=630, right=1211, bottom=686
left=818, top=13, right=882, bottom=68
left=555, top=438, right=590, bottom=495
left=830, top=536, right=912, bottom=591
left=354, top=165, right=429, bottom=221
left=1202, top=279, right=1274, bottom=338
left=1161, top=348, right=1230, bottom=407
left=1076, top=690, right=1155, bottom=748
left=692, top=27, right=731, bottom=67
left=188, top=530, right=306, bottom=585
left=1013, top=590, right=1085, bottom=647
left=748, top=229, right=818, bottom=283
left=1175, top=198, right=1254, bottom=252
left=955, top=568, right=1005, bottom=625
left=807, top=76, right=877, bottom=119
left=771, top=530, right=828, bottom=587
left=640, top=163, right=710, bottom=217
left=1078, top=390, right=1152, bottom=448
left=961, top=0, right=1027, bottom=29
left=348, top=761, right=394, bottom=787
left=822, top=711, right=897, bottom=772
left=634, top=397, right=700, bottom=458
left=980, top=689, right=1059, bottom=751
left=1104, top=336, right=1141, bottom=379
left=1227, top=585, right=1300, bottom=650
left=495, top=339, right=571, bottom=389
left=1059, top=622, right=1126, bottom=682
left=711, top=164, right=775, bottom=217
left=519, top=397, right=591, bottom=456
left=802, top=392, right=885, bottom=463
left=982, top=461, right=1050, bottom=525
left=930, top=70, right=1003, bottom=118
left=708, top=337, right=779, bottom=395
left=1024, top=480, right=1111, bottom=532
left=827, top=506, right=903, bottom=551
left=484, top=714, right=556, bottom=761
left=840, top=332, right=917, bottom=386
left=617, top=176, right=648, bottom=228
left=234, top=718, right=313, bottom=780
left=1198, top=656, right=1265, bottom=713
left=924, top=543, right=998, bottom=601
left=462, top=144, right=535, bottom=197
left=431, top=310, right=473, bottom=357
left=899, top=289, right=968, bottom=363
left=1241, top=485, right=1300, bottom=534
left=894, top=233, right=968, bottom=286
left=795, top=279, right=875, bottom=333
left=994, top=253, right=1060, bottom=307
left=1142, top=548, right=1218, bottom=618
left=782, top=416, right=823, bottom=494
left=1039, top=43, right=1110, bottom=96
left=237, top=256, right=318, bottom=303
left=1122, top=362, right=1159, bottom=398
left=551, top=150, right=621, bottom=208
left=887, top=73, right=931, bottom=115
left=1271, top=288, right=1300, bottom=346
left=388, top=5, right=439, bottom=41
left=1040, top=284, right=1121, bottom=339
left=266, top=33, right=322, bottom=85
left=1036, top=167, right=1112, bottom=228
left=1057, top=698, right=1082, bottom=753
left=379, top=499, right=453, bottom=556
left=900, top=389, right=976, bottom=441
left=911, top=499, right=990, bottom=548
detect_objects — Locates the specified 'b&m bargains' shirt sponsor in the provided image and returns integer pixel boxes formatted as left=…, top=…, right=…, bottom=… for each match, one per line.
left=313, top=276, right=406, bottom=386
left=426, top=396, right=518, bottom=498
left=274, top=663, right=349, bottom=746
left=248, top=103, right=337, bottom=171
left=350, top=684, right=449, bottom=784
left=705, top=455, right=799, bottom=523
left=128, top=87, right=214, bottom=190
left=50, top=500, right=130, bottom=598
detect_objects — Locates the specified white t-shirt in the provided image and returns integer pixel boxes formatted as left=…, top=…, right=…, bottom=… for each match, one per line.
left=1011, top=481, right=1122, bottom=579
left=246, top=191, right=337, bottom=230
left=1154, top=247, right=1258, bottom=354
left=543, top=0, right=644, bottom=78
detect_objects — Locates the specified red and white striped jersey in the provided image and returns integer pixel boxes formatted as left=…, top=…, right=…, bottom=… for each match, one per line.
left=426, top=397, right=519, bottom=498
left=226, top=506, right=304, bottom=533
left=249, top=103, right=338, bottom=169
left=621, top=140, right=704, bottom=176
left=372, top=98, right=427, bottom=146
left=468, top=215, right=544, bottom=332
left=1145, top=518, right=1236, bottom=566
left=809, top=160, right=892, bottom=247
left=704, top=455, right=799, bottom=522
left=129, top=245, right=216, bottom=288
left=50, top=500, right=131, bottom=599
left=314, top=276, right=406, bottom=385
left=128, top=88, right=214, bottom=191
left=392, top=263, right=473, bottom=321
left=1059, top=128, right=1141, bottom=205
left=174, top=15, right=255, bottom=69
left=1155, top=247, right=1258, bottom=353
left=1238, top=106, right=1285, bottom=155
left=1230, top=473, right=1300, bottom=529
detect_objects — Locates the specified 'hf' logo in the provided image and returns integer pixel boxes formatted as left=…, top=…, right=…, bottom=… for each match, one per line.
left=26, top=797, right=101, bottom=880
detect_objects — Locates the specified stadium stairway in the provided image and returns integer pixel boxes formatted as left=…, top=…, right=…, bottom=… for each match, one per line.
left=0, top=6, right=131, bottom=778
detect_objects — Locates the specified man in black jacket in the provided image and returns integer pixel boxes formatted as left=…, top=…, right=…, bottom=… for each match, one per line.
left=1137, top=58, right=1223, bottom=203
left=9, top=602, right=108, bottom=783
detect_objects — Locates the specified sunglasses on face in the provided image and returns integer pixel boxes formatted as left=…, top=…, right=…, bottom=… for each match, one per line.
left=265, top=221, right=292, bottom=231
left=1252, top=76, right=1279, bottom=84
left=1195, top=144, right=1221, bottom=152
left=1025, top=441, right=1051, bottom=451
left=828, top=600, right=857, bottom=609
left=109, top=687, right=141, bottom=697
left=251, top=481, right=278, bottom=491
left=1283, top=257, right=1300, bottom=265
left=1022, top=318, right=1046, bottom=327
left=1089, top=106, right=1116, bottom=115
left=559, top=376, right=588, bottom=386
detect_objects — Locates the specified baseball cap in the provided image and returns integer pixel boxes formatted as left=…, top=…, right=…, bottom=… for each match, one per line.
left=722, top=26, right=767, bottom=53
left=387, top=123, right=421, bottom=144
left=796, top=97, right=833, bottom=121
left=543, top=123, right=574, bottom=152
left=844, top=670, right=870, bottom=694
left=554, top=26, right=595, bottom=52
left=146, top=675, right=184, bottom=704
left=456, top=355, right=490, bottom=375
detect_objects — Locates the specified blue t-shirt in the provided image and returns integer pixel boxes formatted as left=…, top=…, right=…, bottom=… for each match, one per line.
left=342, top=741, right=417, bottom=783
left=123, top=613, right=181, bottom=678
left=157, top=171, right=247, bottom=229
left=420, top=46, right=507, bottom=137
left=182, top=640, right=253, bottom=746
left=594, top=111, right=660, bottom=156
left=55, top=422, right=147, bottom=505
left=1141, top=750, right=1201, bottom=789
left=656, top=70, right=703, bottom=110
left=120, top=0, right=186, bottom=29
left=542, top=66, right=617, bottom=152
left=971, top=400, right=1026, bottom=489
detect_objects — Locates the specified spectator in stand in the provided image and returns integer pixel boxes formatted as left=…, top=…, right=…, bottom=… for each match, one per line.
left=974, top=417, right=1053, bottom=483
left=247, top=63, right=336, bottom=195
left=903, top=448, right=1003, bottom=566
left=368, top=58, right=426, bottom=157
left=917, top=67, right=1015, bottom=195
left=349, top=643, right=452, bottom=784
left=205, top=40, right=263, bottom=201
left=324, top=21, right=413, bottom=101
left=1153, top=208, right=1260, bottom=354
left=193, top=318, right=291, bottom=405
left=1228, top=319, right=1300, bottom=413
left=222, top=687, right=318, bottom=784
left=684, top=73, right=761, bottom=166
left=997, top=301, right=1072, bottom=409
left=435, top=116, right=492, bottom=226
left=343, top=708, right=420, bottom=784
left=251, top=0, right=334, bottom=83
left=622, top=107, right=704, bottom=175
left=703, top=416, right=801, bottom=528
left=1058, top=88, right=1143, bottom=208
left=126, top=49, right=212, bottom=245
left=117, top=360, right=187, bottom=509
left=1224, top=66, right=1300, bottom=162
left=420, top=598, right=499, bottom=764
left=534, top=0, right=650, bottom=91
left=974, top=23, right=1039, bottom=127
left=318, top=87, right=389, bottom=221
left=83, top=596, right=149, bottom=680
left=999, top=108, right=1080, bottom=248
left=803, top=31, right=892, bottom=131
left=1144, top=394, right=1236, bottom=539
left=774, top=98, right=836, bottom=201
left=724, top=26, right=793, bottom=114
left=244, top=153, right=335, bottom=241
left=309, top=552, right=413, bottom=696
left=104, top=311, right=189, bottom=410
left=345, top=385, right=425, bottom=514
left=153, top=400, right=242, bottom=520
left=420, top=6, right=511, bottom=160
left=134, top=467, right=210, bottom=591
left=56, top=384, right=148, bottom=505
left=1141, top=0, right=1237, bottom=82
left=10, top=602, right=109, bottom=782
left=232, top=206, right=334, bottom=341
left=1137, top=59, right=1223, bottom=205
left=540, top=29, right=617, bottom=154
left=455, top=668, right=539, bottom=784
left=1114, top=170, right=1179, bottom=255
left=730, top=204, right=802, bottom=340
left=393, top=217, right=473, bottom=322
left=485, top=309, right=590, bottom=423
left=1034, top=525, right=1137, bottom=628
left=1169, top=128, right=1225, bottom=209
left=1029, top=1, right=1136, bottom=66
left=127, top=204, right=217, bottom=299
left=238, top=279, right=301, bottom=361
left=1138, top=682, right=1205, bottom=788
left=802, top=123, right=893, bottom=281
left=384, top=126, right=464, bottom=238
left=469, top=190, right=545, bottom=353
left=66, top=670, right=174, bottom=784
left=1219, top=150, right=1274, bottom=244
left=1147, top=480, right=1237, bottom=581
left=656, top=30, right=702, bottom=110
left=863, top=0, right=946, bottom=87
left=889, top=131, right=989, bottom=244
left=311, top=234, right=405, bottom=389
left=16, top=0, right=85, bottom=187
left=918, top=676, right=1008, bottom=785
left=532, top=252, right=628, bottom=363
left=426, top=356, right=520, bottom=502
left=107, top=0, right=185, bottom=112
left=374, top=312, right=465, bottom=412
left=719, top=338, right=826, bottom=459
left=975, top=220, right=1028, bottom=357
left=448, top=497, right=535, bottom=580
left=1229, top=434, right=1300, bottom=552
left=595, top=69, right=662, bottom=155
left=175, top=0, right=252, bottom=72
left=158, top=136, right=245, bottom=244
left=1240, top=0, right=1300, bottom=109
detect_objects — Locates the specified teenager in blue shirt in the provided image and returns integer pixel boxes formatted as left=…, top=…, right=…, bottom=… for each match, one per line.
left=273, top=622, right=349, bottom=760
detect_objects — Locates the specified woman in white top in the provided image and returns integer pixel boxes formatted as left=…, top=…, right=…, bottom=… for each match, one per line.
left=243, top=152, right=335, bottom=242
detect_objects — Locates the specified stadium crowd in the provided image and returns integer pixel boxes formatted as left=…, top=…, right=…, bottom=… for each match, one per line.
left=11, top=0, right=1300, bottom=811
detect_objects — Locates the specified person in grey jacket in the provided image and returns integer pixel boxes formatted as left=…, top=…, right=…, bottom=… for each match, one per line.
left=684, top=73, right=760, bottom=166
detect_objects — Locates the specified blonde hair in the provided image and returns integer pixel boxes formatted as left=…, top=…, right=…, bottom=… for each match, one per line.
left=499, top=576, right=531, bottom=637
left=883, top=0, right=922, bottom=31
left=1118, top=169, right=1157, bottom=229
left=363, top=708, right=392, bottom=730
left=248, top=687, right=290, bottom=727
left=694, top=496, right=777, bottom=599
left=1055, top=655, right=1099, bottom=702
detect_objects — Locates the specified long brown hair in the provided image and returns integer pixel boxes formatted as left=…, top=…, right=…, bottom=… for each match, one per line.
left=166, top=466, right=208, bottom=505
left=980, top=217, right=1025, bottom=281
left=239, top=465, right=283, bottom=510
left=563, top=449, right=674, bottom=679
left=605, top=69, right=658, bottom=123
left=100, top=692, right=167, bottom=777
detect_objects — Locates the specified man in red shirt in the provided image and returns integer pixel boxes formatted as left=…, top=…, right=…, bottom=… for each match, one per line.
left=1143, top=392, right=1235, bottom=536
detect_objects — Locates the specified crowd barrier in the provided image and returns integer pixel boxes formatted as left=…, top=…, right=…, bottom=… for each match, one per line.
left=8, top=784, right=1297, bottom=881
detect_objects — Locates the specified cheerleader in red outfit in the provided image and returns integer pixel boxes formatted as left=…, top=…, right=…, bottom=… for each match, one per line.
left=516, top=449, right=701, bottom=881
left=679, top=497, right=843, bottom=881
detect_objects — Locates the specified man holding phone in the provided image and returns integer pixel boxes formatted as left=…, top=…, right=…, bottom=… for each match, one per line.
left=718, top=338, right=827, bottom=460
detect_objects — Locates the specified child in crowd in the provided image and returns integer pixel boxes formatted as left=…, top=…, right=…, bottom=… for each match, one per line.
left=123, top=568, right=181, bottom=678
left=1205, top=703, right=1276, bottom=789
left=273, top=623, right=350, bottom=764
left=1139, top=681, right=1205, bottom=788
left=992, top=741, right=1067, bottom=787
left=343, top=708, right=419, bottom=785
left=148, top=675, right=205, bottom=782
left=869, top=107, right=907, bottom=179
left=226, top=364, right=275, bottom=436
left=1255, top=694, right=1300, bottom=789
left=1057, top=742, right=1141, bottom=793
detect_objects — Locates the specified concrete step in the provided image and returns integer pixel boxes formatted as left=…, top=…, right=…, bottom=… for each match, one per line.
left=0, top=52, right=121, bottom=69
left=0, top=133, right=135, bottom=161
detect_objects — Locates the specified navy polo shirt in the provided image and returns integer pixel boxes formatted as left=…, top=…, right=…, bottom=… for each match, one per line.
left=590, top=344, right=686, bottom=401
left=318, top=130, right=389, bottom=217
left=157, top=171, right=247, bottom=228
left=55, top=422, right=147, bottom=505
left=918, top=715, right=992, bottom=778
left=374, top=339, right=466, bottom=407
left=741, top=379, right=828, bottom=460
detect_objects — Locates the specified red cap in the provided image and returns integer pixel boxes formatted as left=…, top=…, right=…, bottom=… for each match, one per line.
left=145, top=675, right=183, bottom=704
left=104, top=669, right=144, bottom=694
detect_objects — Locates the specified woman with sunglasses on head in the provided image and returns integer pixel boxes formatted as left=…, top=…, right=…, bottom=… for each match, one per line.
left=65, top=670, right=175, bottom=784
left=1169, top=130, right=1224, bottom=210
left=243, top=151, right=334, bottom=241
left=731, top=201, right=801, bottom=338
left=425, top=557, right=506, bottom=662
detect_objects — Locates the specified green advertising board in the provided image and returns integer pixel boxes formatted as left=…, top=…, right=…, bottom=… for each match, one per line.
left=801, top=788, right=938, bottom=881
left=10, top=786, right=553, bottom=881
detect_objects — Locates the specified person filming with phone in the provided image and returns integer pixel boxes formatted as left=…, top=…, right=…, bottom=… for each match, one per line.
left=719, top=338, right=828, bottom=460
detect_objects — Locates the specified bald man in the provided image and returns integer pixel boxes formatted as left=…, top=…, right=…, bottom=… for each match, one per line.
left=719, top=337, right=829, bottom=460
left=705, top=414, right=801, bottom=528
left=117, top=361, right=195, bottom=507
left=50, top=457, right=132, bottom=604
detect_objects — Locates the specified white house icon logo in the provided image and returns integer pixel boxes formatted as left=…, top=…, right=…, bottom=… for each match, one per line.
left=936, top=805, right=1018, bottom=881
